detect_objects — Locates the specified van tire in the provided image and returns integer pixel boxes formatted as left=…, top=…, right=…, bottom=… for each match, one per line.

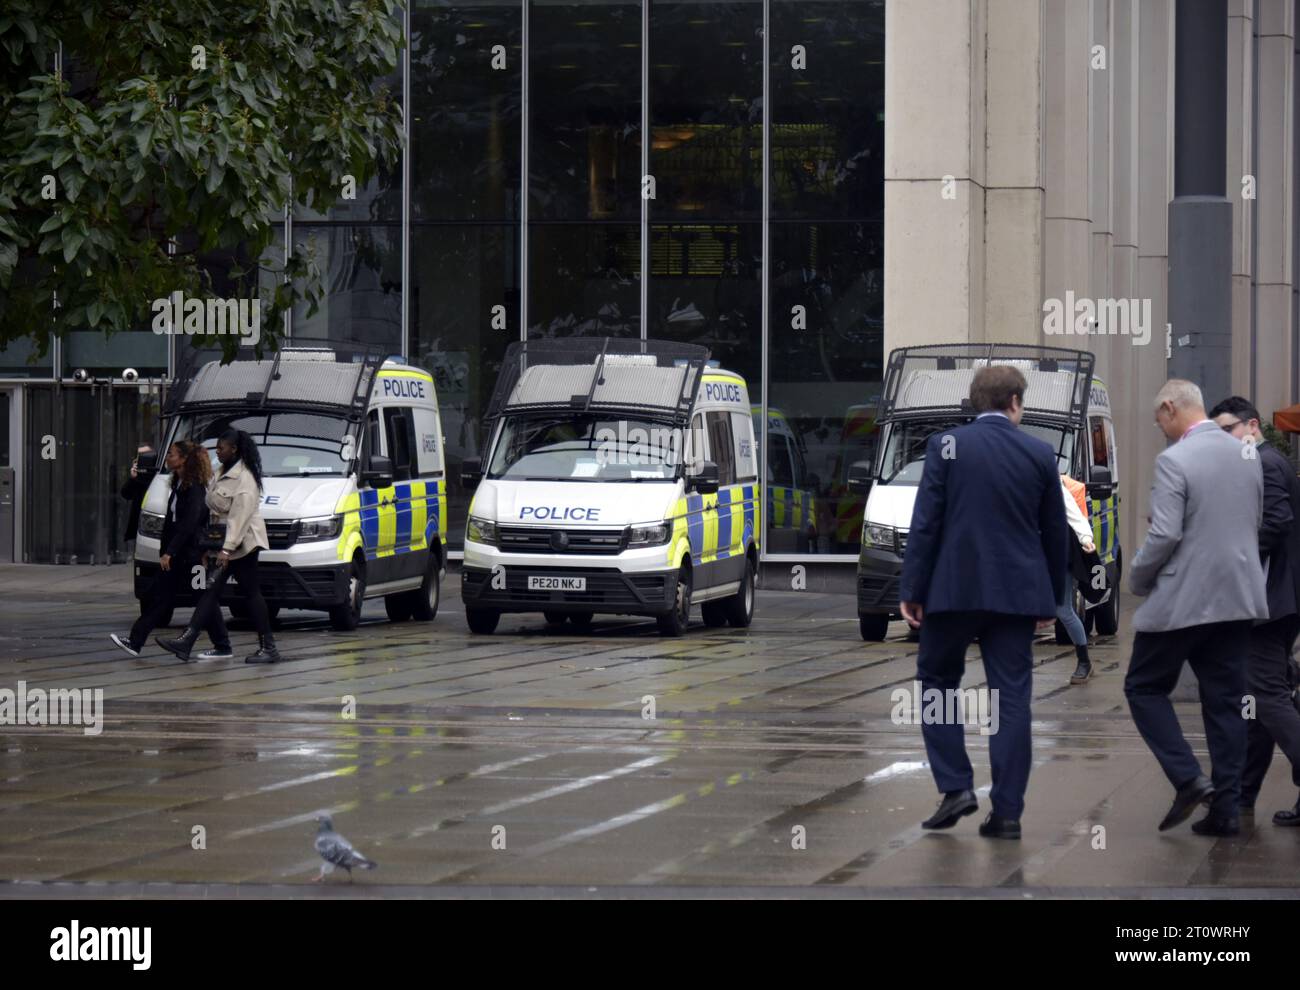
left=701, top=601, right=729, bottom=627
left=385, top=594, right=413, bottom=622
left=724, top=556, right=756, bottom=627
left=543, top=610, right=568, bottom=625
left=568, top=611, right=594, bottom=630
left=859, top=613, right=889, bottom=641
left=466, top=608, right=500, bottom=634
left=329, top=558, right=366, bottom=631
left=657, top=566, right=692, bottom=637
left=409, top=555, right=441, bottom=621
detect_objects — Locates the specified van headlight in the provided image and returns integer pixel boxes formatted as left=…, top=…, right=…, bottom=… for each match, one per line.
left=862, top=522, right=896, bottom=549
left=627, top=522, right=670, bottom=547
left=467, top=516, right=498, bottom=546
left=138, top=511, right=164, bottom=538
left=297, top=515, right=343, bottom=541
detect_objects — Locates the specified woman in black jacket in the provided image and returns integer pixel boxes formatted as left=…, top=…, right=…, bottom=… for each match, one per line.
left=110, top=440, right=231, bottom=658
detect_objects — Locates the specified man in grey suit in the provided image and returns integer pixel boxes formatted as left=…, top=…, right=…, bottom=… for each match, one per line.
left=1125, top=380, right=1269, bottom=836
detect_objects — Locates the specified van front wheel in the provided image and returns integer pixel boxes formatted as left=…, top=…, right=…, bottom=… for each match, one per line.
left=466, top=608, right=500, bottom=634
left=329, top=558, right=366, bottom=631
left=409, top=556, right=441, bottom=621
left=657, top=566, right=692, bottom=637
left=859, top=613, right=889, bottom=641
left=724, top=557, right=756, bottom=627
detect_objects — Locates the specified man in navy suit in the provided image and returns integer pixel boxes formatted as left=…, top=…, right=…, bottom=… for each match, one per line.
left=899, top=364, right=1068, bottom=839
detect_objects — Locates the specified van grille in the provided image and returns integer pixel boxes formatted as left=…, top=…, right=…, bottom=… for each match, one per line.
left=265, top=520, right=297, bottom=550
left=498, top=527, right=627, bottom=555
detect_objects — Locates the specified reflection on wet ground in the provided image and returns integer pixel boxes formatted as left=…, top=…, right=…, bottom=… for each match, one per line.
left=1, top=565, right=1297, bottom=897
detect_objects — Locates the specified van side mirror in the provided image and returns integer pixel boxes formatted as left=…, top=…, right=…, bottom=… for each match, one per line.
left=1087, top=465, right=1113, bottom=498
left=847, top=462, right=874, bottom=495
left=461, top=458, right=483, bottom=490
left=363, top=454, right=394, bottom=490
left=692, top=461, right=720, bottom=494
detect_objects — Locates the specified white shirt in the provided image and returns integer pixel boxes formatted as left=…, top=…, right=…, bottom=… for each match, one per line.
left=1060, top=479, right=1094, bottom=549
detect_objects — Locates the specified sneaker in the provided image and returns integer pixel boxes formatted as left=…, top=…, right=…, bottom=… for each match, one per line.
left=194, top=647, right=234, bottom=661
left=110, top=634, right=140, bottom=658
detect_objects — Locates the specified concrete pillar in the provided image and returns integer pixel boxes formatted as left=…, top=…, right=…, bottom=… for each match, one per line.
left=984, top=0, right=1046, bottom=343
left=1043, top=0, right=1094, bottom=324
left=884, top=0, right=989, bottom=352
left=1254, top=0, right=1296, bottom=419
left=1132, top=0, right=1175, bottom=554
left=1109, top=0, right=1142, bottom=552
left=1089, top=0, right=1116, bottom=388
left=1228, top=0, right=1255, bottom=395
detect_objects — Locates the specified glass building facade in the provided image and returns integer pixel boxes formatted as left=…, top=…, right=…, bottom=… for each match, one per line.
left=0, top=0, right=884, bottom=565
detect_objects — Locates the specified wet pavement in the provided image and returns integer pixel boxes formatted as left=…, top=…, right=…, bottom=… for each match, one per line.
left=1, top=564, right=1298, bottom=898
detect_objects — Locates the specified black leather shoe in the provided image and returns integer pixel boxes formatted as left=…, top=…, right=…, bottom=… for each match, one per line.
left=1191, top=814, right=1240, bottom=837
left=1158, top=774, right=1214, bottom=831
left=155, top=628, right=199, bottom=662
left=1273, top=795, right=1300, bottom=827
left=978, top=812, right=1021, bottom=840
left=921, top=789, right=978, bottom=829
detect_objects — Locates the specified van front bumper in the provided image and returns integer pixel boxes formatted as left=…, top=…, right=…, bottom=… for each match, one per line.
left=857, top=548, right=903, bottom=617
left=460, top=564, right=677, bottom=616
left=133, top=559, right=352, bottom=610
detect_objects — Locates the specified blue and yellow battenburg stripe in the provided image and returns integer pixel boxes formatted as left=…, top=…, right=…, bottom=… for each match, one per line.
left=669, top=483, right=761, bottom=567
left=768, top=485, right=813, bottom=530
left=1089, top=492, right=1119, bottom=565
left=336, top=479, right=447, bottom=561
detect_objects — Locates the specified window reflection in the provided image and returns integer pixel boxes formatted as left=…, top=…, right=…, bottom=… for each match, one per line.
left=768, top=221, right=883, bottom=553
left=529, top=224, right=640, bottom=338
left=530, top=1, right=642, bottom=220
left=410, top=224, right=519, bottom=549
left=290, top=226, right=403, bottom=351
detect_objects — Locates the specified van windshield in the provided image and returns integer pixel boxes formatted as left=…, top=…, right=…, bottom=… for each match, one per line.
left=488, top=415, right=683, bottom=482
left=878, top=419, right=1074, bottom=485
left=170, top=410, right=353, bottom=477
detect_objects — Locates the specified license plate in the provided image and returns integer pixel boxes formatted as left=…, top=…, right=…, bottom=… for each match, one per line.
left=528, top=575, right=586, bottom=592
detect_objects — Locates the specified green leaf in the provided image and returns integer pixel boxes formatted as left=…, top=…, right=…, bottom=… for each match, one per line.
left=62, top=230, right=85, bottom=264
left=134, top=125, right=152, bottom=157
left=51, top=148, right=73, bottom=169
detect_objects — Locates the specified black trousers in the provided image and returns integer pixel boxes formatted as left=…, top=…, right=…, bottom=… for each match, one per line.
left=190, top=550, right=271, bottom=642
left=130, top=556, right=230, bottom=651
left=1124, top=620, right=1252, bottom=815
left=1241, top=615, right=1300, bottom=805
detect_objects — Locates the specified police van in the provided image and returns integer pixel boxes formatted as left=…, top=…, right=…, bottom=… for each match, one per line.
left=134, top=342, right=448, bottom=630
left=849, top=343, right=1121, bottom=642
left=753, top=406, right=816, bottom=553
left=460, top=338, right=761, bottom=636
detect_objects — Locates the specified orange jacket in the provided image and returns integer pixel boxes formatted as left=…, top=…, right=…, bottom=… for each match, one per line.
left=1061, top=474, right=1088, bottom=519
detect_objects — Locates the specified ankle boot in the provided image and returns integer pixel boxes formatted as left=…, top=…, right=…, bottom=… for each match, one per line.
left=1070, top=644, right=1093, bottom=684
left=156, top=625, right=200, bottom=662
left=245, top=633, right=281, bottom=664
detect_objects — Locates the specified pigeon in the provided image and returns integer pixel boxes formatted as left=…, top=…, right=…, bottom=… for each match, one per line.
left=313, top=814, right=377, bottom=883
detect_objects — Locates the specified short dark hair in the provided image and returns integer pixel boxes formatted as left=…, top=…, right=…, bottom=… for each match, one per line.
left=1208, top=395, right=1261, bottom=424
left=970, top=365, right=1027, bottom=413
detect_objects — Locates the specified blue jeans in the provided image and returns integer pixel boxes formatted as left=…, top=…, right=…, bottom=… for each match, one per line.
left=1056, top=573, right=1087, bottom=646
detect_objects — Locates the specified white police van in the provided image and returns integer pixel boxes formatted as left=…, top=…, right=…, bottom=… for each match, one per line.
left=849, top=343, right=1121, bottom=641
left=460, top=338, right=761, bottom=636
left=134, top=342, right=448, bottom=630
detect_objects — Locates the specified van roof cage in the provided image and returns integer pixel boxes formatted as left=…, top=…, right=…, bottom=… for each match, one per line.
left=880, top=343, right=1095, bottom=423
left=164, top=337, right=387, bottom=421
left=485, top=337, right=712, bottom=425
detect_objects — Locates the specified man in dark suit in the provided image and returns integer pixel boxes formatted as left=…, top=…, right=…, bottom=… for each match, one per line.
left=1211, top=396, right=1300, bottom=827
left=899, top=365, right=1068, bottom=840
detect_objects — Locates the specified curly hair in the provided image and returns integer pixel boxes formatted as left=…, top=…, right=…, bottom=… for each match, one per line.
left=171, top=439, right=213, bottom=490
